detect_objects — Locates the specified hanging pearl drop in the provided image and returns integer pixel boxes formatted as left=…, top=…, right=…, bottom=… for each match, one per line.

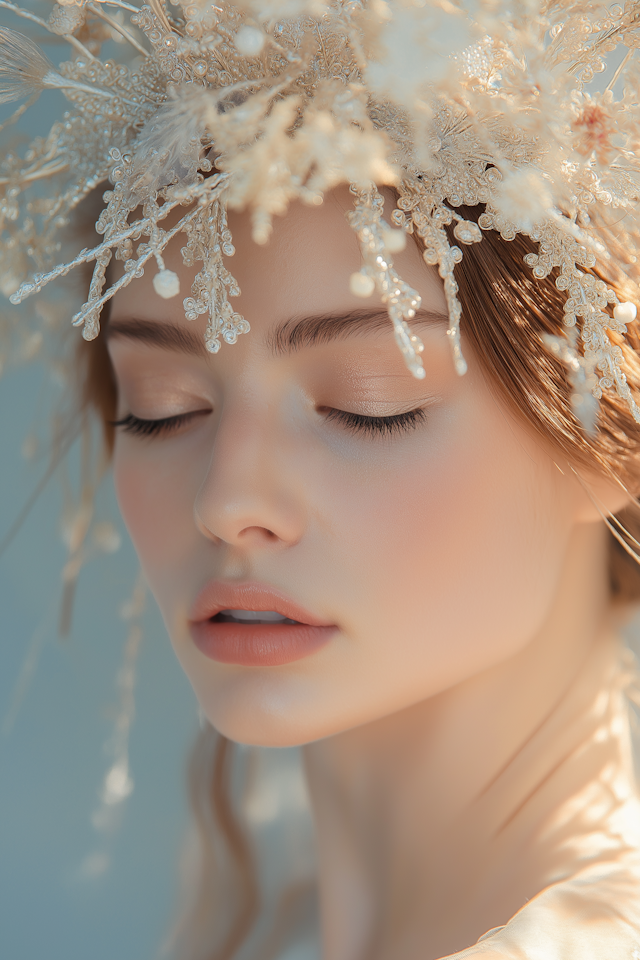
left=350, top=271, right=375, bottom=297
left=153, top=269, right=180, bottom=299
left=383, top=228, right=407, bottom=253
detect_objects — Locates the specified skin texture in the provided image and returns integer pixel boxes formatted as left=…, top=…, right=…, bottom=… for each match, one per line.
left=107, top=188, right=640, bottom=959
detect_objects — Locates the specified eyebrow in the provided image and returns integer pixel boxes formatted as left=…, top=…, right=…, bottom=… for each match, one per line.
left=106, top=308, right=448, bottom=357
left=266, top=308, right=448, bottom=355
left=106, top=318, right=206, bottom=356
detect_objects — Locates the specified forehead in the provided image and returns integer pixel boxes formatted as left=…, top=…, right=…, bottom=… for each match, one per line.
left=109, top=186, right=447, bottom=332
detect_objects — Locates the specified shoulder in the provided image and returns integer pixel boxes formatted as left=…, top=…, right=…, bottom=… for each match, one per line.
left=441, top=860, right=640, bottom=960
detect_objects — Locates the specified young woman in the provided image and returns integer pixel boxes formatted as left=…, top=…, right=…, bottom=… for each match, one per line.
left=76, top=185, right=640, bottom=960
left=4, top=1, right=640, bottom=957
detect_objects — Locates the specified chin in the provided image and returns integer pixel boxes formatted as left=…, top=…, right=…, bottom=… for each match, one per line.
left=194, top=676, right=339, bottom=748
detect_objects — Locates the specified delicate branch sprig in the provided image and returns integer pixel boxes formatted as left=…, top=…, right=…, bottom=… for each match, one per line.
left=9, top=207, right=181, bottom=303
left=88, top=0, right=142, bottom=13
left=0, top=0, right=98, bottom=61
left=10, top=174, right=231, bottom=347
left=147, top=0, right=175, bottom=35
left=605, top=47, right=635, bottom=95
left=0, top=136, right=69, bottom=185
left=0, top=160, right=69, bottom=185
left=0, top=88, right=37, bottom=132
left=85, top=2, right=149, bottom=57
left=71, top=206, right=203, bottom=338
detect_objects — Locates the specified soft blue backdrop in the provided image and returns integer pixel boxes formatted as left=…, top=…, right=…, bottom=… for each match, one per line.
left=0, top=348, right=198, bottom=959
left=0, top=12, right=199, bottom=959
left=0, top=362, right=199, bottom=959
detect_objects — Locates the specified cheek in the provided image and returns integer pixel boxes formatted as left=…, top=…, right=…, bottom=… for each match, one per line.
left=112, top=444, right=197, bottom=607
left=314, top=406, right=572, bottom=689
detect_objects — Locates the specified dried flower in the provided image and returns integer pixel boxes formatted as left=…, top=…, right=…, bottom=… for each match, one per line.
left=571, top=93, right=619, bottom=167
left=47, top=3, right=86, bottom=36
left=492, top=166, right=553, bottom=233
left=366, top=2, right=471, bottom=113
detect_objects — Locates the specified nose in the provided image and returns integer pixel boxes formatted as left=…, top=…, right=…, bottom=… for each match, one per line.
left=193, top=404, right=305, bottom=550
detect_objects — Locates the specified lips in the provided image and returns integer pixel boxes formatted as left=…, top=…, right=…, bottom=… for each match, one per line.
left=188, top=581, right=337, bottom=667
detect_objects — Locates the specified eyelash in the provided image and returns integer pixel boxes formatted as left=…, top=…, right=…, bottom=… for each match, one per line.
left=113, top=407, right=428, bottom=440
left=323, top=407, right=428, bottom=436
left=112, top=411, right=207, bottom=438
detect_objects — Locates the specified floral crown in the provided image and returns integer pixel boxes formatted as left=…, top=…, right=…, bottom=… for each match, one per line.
left=2, top=0, right=640, bottom=433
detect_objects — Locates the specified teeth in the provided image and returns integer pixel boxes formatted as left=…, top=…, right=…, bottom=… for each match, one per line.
left=219, top=609, right=298, bottom=624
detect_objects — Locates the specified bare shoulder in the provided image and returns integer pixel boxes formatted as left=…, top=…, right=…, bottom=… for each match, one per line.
left=442, top=861, right=640, bottom=960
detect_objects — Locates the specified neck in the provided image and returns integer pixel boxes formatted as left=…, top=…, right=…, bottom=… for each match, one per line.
left=303, top=522, right=638, bottom=960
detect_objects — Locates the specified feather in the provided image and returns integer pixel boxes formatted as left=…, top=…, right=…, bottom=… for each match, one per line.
left=125, top=86, right=212, bottom=201
left=0, top=26, right=54, bottom=104
left=0, top=27, right=132, bottom=104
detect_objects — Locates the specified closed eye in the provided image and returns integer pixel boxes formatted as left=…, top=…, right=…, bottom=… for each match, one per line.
left=321, top=406, right=429, bottom=437
left=111, top=410, right=210, bottom=438
left=113, top=407, right=429, bottom=440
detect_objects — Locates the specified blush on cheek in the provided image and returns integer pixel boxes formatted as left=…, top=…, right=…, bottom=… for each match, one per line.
left=112, top=452, right=193, bottom=599
left=333, top=417, right=566, bottom=688
left=113, top=458, right=157, bottom=556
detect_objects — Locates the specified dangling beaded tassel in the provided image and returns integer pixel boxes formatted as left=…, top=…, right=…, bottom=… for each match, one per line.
left=347, top=183, right=425, bottom=380
left=79, top=572, right=146, bottom=879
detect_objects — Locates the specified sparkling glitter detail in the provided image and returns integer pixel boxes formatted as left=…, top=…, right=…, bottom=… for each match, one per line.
left=348, top=184, right=425, bottom=380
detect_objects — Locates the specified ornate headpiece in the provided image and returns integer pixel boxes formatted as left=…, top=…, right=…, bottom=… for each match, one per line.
left=3, top=0, right=640, bottom=432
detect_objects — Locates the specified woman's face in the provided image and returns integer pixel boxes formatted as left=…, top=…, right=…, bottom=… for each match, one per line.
left=108, top=189, right=589, bottom=746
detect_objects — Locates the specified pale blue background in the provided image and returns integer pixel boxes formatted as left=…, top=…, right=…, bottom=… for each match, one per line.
left=0, top=12, right=200, bottom=959
left=0, top=363, right=199, bottom=960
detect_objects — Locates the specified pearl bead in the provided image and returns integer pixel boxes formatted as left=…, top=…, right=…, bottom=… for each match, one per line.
left=153, top=269, right=180, bottom=299
left=613, top=301, right=637, bottom=324
left=383, top=228, right=407, bottom=253
left=234, top=26, right=265, bottom=57
left=350, top=271, right=375, bottom=297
